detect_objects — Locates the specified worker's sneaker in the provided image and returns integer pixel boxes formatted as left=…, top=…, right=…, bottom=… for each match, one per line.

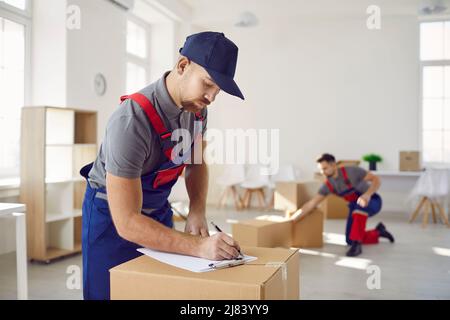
left=346, top=241, right=362, bottom=257
left=376, top=222, right=395, bottom=243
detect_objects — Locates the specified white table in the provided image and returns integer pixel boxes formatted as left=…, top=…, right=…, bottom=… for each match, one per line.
left=0, top=203, right=28, bottom=300
left=372, top=171, right=422, bottom=212
left=373, top=170, right=422, bottom=177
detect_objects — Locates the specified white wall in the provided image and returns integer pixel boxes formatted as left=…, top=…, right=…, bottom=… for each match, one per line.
left=31, top=0, right=67, bottom=106
left=66, top=0, right=127, bottom=143
left=196, top=16, right=420, bottom=204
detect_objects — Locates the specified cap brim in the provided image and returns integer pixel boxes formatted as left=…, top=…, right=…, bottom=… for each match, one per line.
left=204, top=68, right=245, bottom=100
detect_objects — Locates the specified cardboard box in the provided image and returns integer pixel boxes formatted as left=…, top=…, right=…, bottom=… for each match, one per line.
left=274, top=181, right=321, bottom=213
left=110, top=246, right=300, bottom=300
left=336, top=160, right=360, bottom=167
left=319, top=194, right=349, bottom=219
left=399, top=151, right=421, bottom=172
left=232, top=209, right=324, bottom=248
left=289, top=209, right=324, bottom=248
left=313, top=172, right=325, bottom=182
left=231, top=217, right=292, bottom=248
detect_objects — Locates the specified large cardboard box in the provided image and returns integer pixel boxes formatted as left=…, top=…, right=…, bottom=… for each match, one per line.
left=110, top=246, right=300, bottom=300
left=289, top=209, right=324, bottom=248
left=232, top=209, right=324, bottom=248
left=231, top=217, right=292, bottom=248
left=319, top=194, right=349, bottom=219
left=314, top=172, right=325, bottom=182
left=275, top=180, right=347, bottom=220
left=274, top=181, right=321, bottom=213
left=399, top=151, right=421, bottom=172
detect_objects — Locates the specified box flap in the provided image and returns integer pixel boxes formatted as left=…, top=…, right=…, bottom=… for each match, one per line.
left=243, top=246, right=297, bottom=265
left=237, top=219, right=280, bottom=227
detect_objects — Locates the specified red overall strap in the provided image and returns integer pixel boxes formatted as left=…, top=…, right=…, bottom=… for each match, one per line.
left=121, top=94, right=174, bottom=160
left=195, top=111, right=204, bottom=121
left=340, top=166, right=353, bottom=190
left=340, top=166, right=360, bottom=202
left=325, top=179, right=334, bottom=193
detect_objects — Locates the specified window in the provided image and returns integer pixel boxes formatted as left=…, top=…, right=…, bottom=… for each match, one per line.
left=420, top=21, right=450, bottom=163
left=0, top=1, right=29, bottom=179
left=126, top=18, right=150, bottom=93
left=1, top=0, right=26, bottom=11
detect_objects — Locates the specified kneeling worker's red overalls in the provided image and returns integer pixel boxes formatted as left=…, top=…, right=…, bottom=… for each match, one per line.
left=324, top=167, right=383, bottom=245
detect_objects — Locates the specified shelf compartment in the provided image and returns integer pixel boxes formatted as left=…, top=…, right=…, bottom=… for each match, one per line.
left=46, top=108, right=74, bottom=145
left=45, top=146, right=73, bottom=181
left=45, top=183, right=74, bottom=222
left=74, top=216, right=82, bottom=253
left=75, top=111, right=97, bottom=144
left=73, top=144, right=97, bottom=178
left=46, top=219, right=74, bottom=252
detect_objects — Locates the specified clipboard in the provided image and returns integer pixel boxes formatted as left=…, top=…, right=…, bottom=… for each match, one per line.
left=137, top=248, right=257, bottom=273
left=208, top=259, right=246, bottom=270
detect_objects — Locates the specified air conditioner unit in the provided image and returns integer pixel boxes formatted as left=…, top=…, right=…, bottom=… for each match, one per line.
left=108, top=0, right=135, bottom=11
left=419, top=0, right=448, bottom=15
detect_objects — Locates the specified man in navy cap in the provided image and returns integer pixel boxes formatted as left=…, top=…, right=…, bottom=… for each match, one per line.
left=79, top=32, right=244, bottom=299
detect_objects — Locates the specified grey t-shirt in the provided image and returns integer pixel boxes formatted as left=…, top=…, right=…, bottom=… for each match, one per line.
left=318, top=166, right=369, bottom=196
left=87, top=71, right=208, bottom=188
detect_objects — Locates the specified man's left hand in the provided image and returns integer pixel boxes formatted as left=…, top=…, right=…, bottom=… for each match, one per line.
left=184, top=212, right=210, bottom=237
left=357, top=194, right=371, bottom=208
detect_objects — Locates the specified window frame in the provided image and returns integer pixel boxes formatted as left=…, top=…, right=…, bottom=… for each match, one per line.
left=0, top=0, right=31, bottom=19
left=125, top=14, right=151, bottom=93
left=419, top=17, right=450, bottom=166
left=0, top=0, right=31, bottom=179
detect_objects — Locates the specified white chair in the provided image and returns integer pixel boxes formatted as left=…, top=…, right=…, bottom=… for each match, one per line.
left=408, top=168, right=450, bottom=228
left=240, top=164, right=271, bottom=209
left=267, top=164, right=299, bottom=208
left=217, top=164, right=246, bottom=210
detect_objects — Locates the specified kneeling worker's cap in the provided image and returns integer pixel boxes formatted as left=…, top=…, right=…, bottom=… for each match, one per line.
left=179, top=31, right=245, bottom=100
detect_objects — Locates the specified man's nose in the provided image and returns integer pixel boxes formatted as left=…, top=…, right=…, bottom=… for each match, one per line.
left=205, top=88, right=220, bottom=103
left=204, top=93, right=214, bottom=104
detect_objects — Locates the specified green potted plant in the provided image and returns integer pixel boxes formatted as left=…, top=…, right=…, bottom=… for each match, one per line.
left=362, top=154, right=382, bottom=171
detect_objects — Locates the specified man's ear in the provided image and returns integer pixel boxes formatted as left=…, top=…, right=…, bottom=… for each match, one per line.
left=177, top=56, right=191, bottom=75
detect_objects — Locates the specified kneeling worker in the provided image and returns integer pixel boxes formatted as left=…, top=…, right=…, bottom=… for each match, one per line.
left=291, top=153, right=394, bottom=257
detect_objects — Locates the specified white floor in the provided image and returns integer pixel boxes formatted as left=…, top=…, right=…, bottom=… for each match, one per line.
left=1, top=206, right=449, bottom=300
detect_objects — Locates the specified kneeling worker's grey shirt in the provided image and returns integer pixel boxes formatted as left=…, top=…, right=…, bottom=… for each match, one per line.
left=318, top=166, right=370, bottom=196
left=87, top=71, right=208, bottom=189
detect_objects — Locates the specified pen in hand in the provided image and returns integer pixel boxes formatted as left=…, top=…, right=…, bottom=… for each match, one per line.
left=210, top=221, right=243, bottom=260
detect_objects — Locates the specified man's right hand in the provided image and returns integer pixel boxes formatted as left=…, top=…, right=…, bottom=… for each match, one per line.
left=198, top=232, right=241, bottom=260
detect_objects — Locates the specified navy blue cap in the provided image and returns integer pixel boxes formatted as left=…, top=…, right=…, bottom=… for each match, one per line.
left=179, top=31, right=244, bottom=100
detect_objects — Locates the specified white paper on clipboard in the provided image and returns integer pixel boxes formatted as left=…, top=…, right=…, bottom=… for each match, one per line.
left=137, top=248, right=257, bottom=273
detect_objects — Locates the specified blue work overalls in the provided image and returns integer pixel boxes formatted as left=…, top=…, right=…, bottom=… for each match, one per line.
left=80, top=92, right=203, bottom=300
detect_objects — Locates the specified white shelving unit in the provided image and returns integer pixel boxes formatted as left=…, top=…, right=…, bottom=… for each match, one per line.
left=20, top=106, right=97, bottom=262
